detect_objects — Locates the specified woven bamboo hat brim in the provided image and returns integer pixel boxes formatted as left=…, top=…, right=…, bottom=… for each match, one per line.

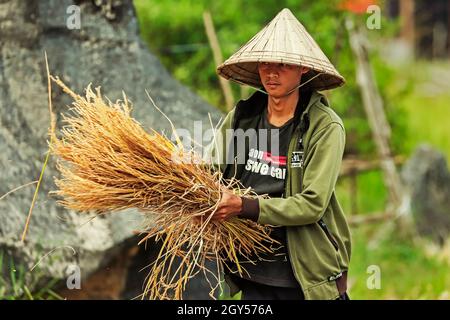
left=217, top=8, right=345, bottom=91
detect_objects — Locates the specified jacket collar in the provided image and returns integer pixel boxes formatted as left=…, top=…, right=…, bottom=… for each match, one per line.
left=301, top=90, right=329, bottom=121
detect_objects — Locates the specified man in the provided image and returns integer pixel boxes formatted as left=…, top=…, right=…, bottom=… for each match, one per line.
left=204, top=8, right=351, bottom=300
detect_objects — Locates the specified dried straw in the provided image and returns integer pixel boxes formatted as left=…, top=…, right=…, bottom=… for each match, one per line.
left=49, top=77, right=276, bottom=300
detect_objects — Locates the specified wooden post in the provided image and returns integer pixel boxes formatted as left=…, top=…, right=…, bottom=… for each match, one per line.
left=348, top=211, right=395, bottom=226
left=340, top=155, right=405, bottom=177
left=346, top=18, right=404, bottom=207
left=203, top=11, right=235, bottom=112
left=345, top=17, right=413, bottom=236
left=400, top=0, right=415, bottom=54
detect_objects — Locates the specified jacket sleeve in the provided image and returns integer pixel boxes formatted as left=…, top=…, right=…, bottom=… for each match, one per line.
left=257, top=122, right=345, bottom=226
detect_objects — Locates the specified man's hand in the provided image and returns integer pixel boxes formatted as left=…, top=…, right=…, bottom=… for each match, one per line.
left=211, top=190, right=243, bottom=222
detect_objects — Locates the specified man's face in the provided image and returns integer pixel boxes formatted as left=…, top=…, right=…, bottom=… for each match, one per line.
left=258, top=62, right=308, bottom=98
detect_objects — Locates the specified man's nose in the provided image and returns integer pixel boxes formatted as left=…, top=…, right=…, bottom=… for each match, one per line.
left=268, top=68, right=279, bottom=77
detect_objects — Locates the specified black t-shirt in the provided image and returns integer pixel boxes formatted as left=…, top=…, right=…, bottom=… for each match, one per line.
left=239, top=106, right=293, bottom=196
left=230, top=106, right=300, bottom=288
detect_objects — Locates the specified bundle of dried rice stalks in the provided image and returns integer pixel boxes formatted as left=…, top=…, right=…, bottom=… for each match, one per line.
left=49, top=76, right=276, bottom=300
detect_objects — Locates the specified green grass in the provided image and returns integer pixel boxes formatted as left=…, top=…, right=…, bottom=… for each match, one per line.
left=348, top=227, right=450, bottom=299
left=0, top=251, right=63, bottom=300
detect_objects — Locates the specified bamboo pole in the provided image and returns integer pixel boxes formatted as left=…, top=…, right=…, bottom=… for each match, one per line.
left=346, top=17, right=413, bottom=238
left=346, top=18, right=405, bottom=208
left=203, top=11, right=235, bottom=111
left=339, top=155, right=405, bottom=177
left=348, top=212, right=395, bottom=226
left=400, top=0, right=415, bottom=53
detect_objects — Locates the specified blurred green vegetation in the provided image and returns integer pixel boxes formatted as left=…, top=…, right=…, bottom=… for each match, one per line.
left=348, top=226, right=450, bottom=299
left=133, top=0, right=450, bottom=160
left=134, top=0, right=450, bottom=299
left=337, top=170, right=388, bottom=215
left=399, top=60, right=450, bottom=162
left=134, top=0, right=411, bottom=158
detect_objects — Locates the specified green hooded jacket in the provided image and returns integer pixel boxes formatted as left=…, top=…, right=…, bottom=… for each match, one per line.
left=204, top=90, right=352, bottom=300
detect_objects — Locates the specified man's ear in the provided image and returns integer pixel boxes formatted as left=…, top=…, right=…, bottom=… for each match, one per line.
left=301, top=67, right=310, bottom=75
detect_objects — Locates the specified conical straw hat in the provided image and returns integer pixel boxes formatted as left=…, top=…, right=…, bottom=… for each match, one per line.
left=217, top=8, right=345, bottom=91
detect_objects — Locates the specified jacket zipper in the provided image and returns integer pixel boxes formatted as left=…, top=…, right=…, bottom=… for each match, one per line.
left=318, top=219, right=339, bottom=251
left=284, top=126, right=305, bottom=290
left=298, top=137, right=304, bottom=192
left=282, top=125, right=299, bottom=197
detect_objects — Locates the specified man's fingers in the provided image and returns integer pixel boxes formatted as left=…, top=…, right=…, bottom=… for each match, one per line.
left=214, top=209, right=224, bottom=218
left=211, top=210, right=226, bottom=221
